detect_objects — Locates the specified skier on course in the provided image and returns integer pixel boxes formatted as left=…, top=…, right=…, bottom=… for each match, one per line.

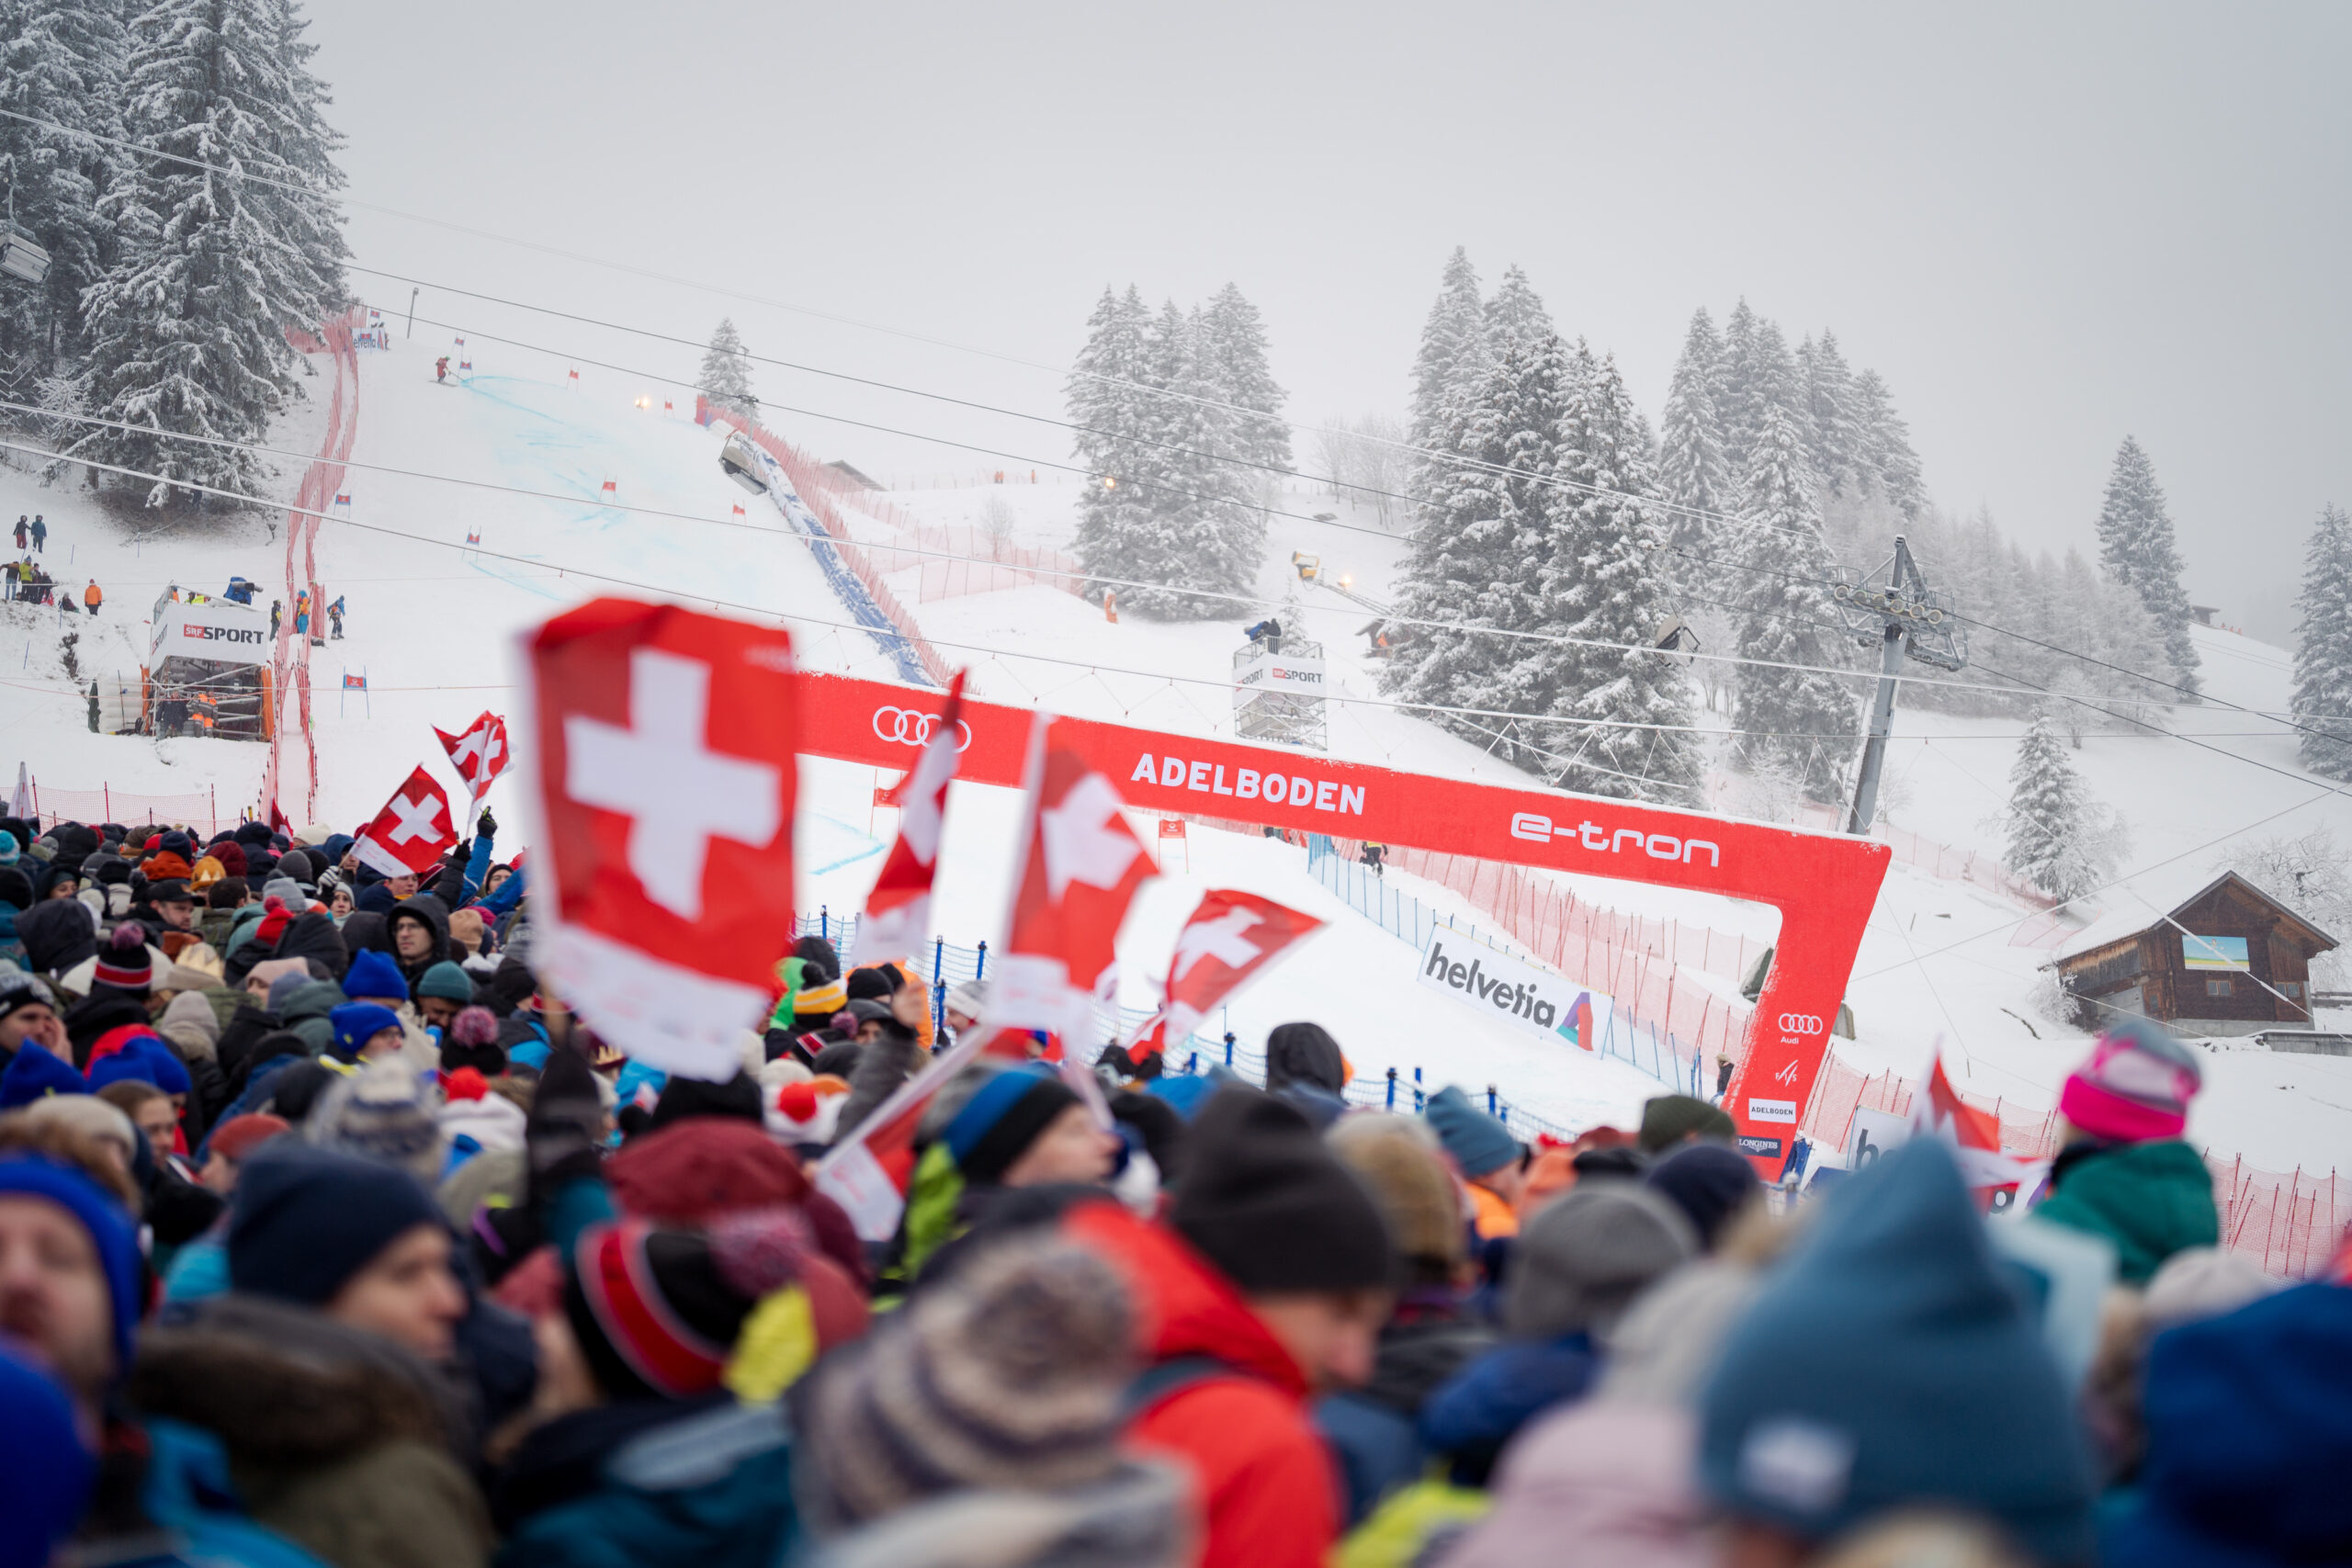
left=435, top=355, right=449, bottom=383
left=329, top=595, right=345, bottom=639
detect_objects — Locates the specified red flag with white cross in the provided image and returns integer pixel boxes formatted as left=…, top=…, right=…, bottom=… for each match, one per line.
left=854, top=671, right=966, bottom=960
left=1127, top=889, right=1325, bottom=1058
left=975, top=714, right=1154, bottom=1060
left=433, top=711, right=511, bottom=803
left=522, top=599, right=798, bottom=1080
left=1910, top=1048, right=2034, bottom=1193
left=353, top=766, right=458, bottom=878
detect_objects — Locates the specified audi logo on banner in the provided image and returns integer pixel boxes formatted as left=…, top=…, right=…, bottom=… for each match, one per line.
left=1778, top=1014, right=1824, bottom=1035
left=872, top=706, right=973, bottom=751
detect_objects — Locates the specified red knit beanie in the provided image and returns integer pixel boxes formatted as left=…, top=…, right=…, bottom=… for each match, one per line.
left=254, top=896, right=293, bottom=949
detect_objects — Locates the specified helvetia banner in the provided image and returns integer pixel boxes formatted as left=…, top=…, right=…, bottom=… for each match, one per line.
left=1415, top=931, right=1611, bottom=1052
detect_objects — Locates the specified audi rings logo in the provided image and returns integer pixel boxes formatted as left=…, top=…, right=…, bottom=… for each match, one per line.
left=1778, top=1013, right=1824, bottom=1035
left=872, top=706, right=972, bottom=751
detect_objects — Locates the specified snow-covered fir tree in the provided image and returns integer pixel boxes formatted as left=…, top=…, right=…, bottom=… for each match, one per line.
left=1408, top=247, right=1483, bottom=453
left=1656, top=307, right=1729, bottom=570
left=2003, top=708, right=2113, bottom=899
left=1715, top=299, right=1804, bottom=484
left=696, top=317, right=758, bottom=420
left=1799, top=331, right=1859, bottom=496
left=1069, top=293, right=1261, bottom=618
left=1523, top=342, right=1704, bottom=802
left=0, top=0, right=129, bottom=381
left=2094, top=435, right=2201, bottom=695
left=71, top=0, right=346, bottom=507
left=1480, top=264, right=1555, bottom=367
left=1729, top=401, right=1856, bottom=800
left=1383, top=335, right=1571, bottom=750
left=1199, top=282, right=1289, bottom=477
left=2292, top=503, right=2352, bottom=779
left=1849, top=367, right=1923, bottom=516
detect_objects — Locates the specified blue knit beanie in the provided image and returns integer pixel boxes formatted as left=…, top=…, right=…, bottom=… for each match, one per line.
left=87, top=1037, right=191, bottom=1098
left=0, top=1342, right=95, bottom=1560
left=1424, top=1084, right=1521, bottom=1179
left=943, top=1065, right=1080, bottom=1185
left=355, top=884, right=397, bottom=916
left=0, top=1044, right=86, bottom=1108
left=327, top=1002, right=404, bottom=1062
left=0, top=829, right=19, bottom=867
left=1698, top=1138, right=2095, bottom=1562
left=343, top=948, right=409, bottom=1003
left=0, top=1156, right=141, bottom=1376
left=227, top=1143, right=443, bottom=1306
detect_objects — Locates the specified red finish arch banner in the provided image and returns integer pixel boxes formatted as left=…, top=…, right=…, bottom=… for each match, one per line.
left=798, top=671, right=1891, bottom=1170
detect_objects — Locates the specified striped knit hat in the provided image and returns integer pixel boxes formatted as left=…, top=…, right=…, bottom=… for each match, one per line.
left=799, top=1235, right=1136, bottom=1531
left=92, top=923, right=153, bottom=994
left=2060, top=1019, right=2203, bottom=1143
left=563, top=1210, right=865, bottom=1402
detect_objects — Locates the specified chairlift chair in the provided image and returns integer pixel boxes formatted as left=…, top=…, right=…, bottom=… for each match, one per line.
left=718, top=430, right=769, bottom=496
left=0, top=222, right=50, bottom=286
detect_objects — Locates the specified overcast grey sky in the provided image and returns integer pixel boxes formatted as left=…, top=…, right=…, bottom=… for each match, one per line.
left=308, top=2, right=2350, bottom=640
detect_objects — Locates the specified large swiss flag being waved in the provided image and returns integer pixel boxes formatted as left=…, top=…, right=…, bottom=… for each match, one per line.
left=523, top=599, right=798, bottom=1080
left=1130, top=888, right=1325, bottom=1057
left=353, top=767, right=458, bottom=878
left=855, top=671, right=966, bottom=960
left=977, top=715, right=1154, bottom=1059
left=434, top=710, right=511, bottom=803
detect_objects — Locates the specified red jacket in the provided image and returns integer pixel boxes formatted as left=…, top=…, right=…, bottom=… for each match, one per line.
left=1064, top=1202, right=1339, bottom=1568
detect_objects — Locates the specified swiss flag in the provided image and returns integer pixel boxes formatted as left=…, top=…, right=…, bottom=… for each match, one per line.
left=1129, top=889, right=1324, bottom=1057
left=814, top=1025, right=992, bottom=1241
left=976, top=715, right=1154, bottom=1061
left=856, top=671, right=966, bottom=960
left=434, top=711, right=511, bottom=802
left=1911, top=1051, right=2034, bottom=1195
left=354, top=767, right=458, bottom=878
left=523, top=599, right=798, bottom=1080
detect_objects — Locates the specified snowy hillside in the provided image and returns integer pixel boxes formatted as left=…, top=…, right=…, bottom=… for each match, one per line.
left=8, top=334, right=2351, bottom=1169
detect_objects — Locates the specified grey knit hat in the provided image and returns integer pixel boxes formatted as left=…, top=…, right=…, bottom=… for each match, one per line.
left=305, top=1057, right=446, bottom=1189
left=1508, top=1180, right=1698, bottom=1339
left=800, top=1236, right=1136, bottom=1533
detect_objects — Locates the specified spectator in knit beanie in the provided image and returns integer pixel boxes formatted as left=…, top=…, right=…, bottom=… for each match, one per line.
left=325, top=1001, right=405, bottom=1064
left=798, top=1235, right=1189, bottom=1568
left=605, top=1117, right=865, bottom=1285
left=1637, top=1092, right=1737, bottom=1156
left=0, top=1342, right=96, bottom=1568
left=341, top=947, right=407, bottom=1008
left=1425, top=1083, right=1527, bottom=1241
left=1055, top=1085, right=1395, bottom=1568
left=0, top=1155, right=142, bottom=1425
left=893, top=1062, right=1122, bottom=1284
left=227, top=1142, right=465, bottom=1362
left=1422, top=1180, right=1695, bottom=1487
left=1645, top=1141, right=1762, bottom=1251
left=2031, top=1020, right=2218, bottom=1283
left=413, top=961, right=474, bottom=1031
left=493, top=1210, right=866, bottom=1563
left=435, top=1005, right=505, bottom=1078
left=305, top=1056, right=447, bottom=1188
left=1318, top=1114, right=1497, bottom=1524
left=1700, top=1138, right=2095, bottom=1565
left=196, top=1112, right=288, bottom=1194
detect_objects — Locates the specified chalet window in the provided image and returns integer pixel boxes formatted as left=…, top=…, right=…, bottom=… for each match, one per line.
left=2205, top=977, right=2233, bottom=998
left=2282, top=981, right=2305, bottom=1001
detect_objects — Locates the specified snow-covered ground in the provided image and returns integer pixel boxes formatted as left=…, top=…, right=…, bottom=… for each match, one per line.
left=6, top=335, right=2349, bottom=1168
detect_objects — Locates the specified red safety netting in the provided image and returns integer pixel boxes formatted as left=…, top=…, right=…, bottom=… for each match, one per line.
left=28, top=783, right=234, bottom=837
left=698, top=400, right=956, bottom=687
left=1799, top=1053, right=2064, bottom=1161
left=263, top=307, right=363, bottom=826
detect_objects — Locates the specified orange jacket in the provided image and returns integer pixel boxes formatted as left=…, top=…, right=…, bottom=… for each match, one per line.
left=1064, top=1202, right=1339, bottom=1568
left=1468, top=1179, right=1521, bottom=1239
left=83, top=583, right=100, bottom=607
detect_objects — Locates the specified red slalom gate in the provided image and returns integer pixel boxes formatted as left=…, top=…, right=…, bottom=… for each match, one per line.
left=798, top=672, right=1890, bottom=1172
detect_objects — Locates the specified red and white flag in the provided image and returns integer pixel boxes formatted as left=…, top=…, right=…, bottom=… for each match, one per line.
left=976, top=715, right=1154, bottom=1062
left=522, top=599, right=799, bottom=1080
left=354, top=766, right=458, bottom=878
left=434, top=711, right=511, bottom=803
left=854, top=672, right=966, bottom=960
left=1911, top=1049, right=2035, bottom=1192
left=1127, top=889, right=1325, bottom=1057
left=814, top=1025, right=990, bottom=1241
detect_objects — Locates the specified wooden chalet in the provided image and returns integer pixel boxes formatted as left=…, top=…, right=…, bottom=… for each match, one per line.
left=2052, top=871, right=2336, bottom=1034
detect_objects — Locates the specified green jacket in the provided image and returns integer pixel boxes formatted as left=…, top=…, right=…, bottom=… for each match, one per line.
left=2033, top=1139, right=2219, bottom=1284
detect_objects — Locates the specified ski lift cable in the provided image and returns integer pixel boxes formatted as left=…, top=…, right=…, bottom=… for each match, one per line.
left=12, top=397, right=2221, bottom=717
left=0, top=434, right=1911, bottom=743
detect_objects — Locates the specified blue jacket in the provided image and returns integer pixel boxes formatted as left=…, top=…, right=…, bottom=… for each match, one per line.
left=1419, top=1330, right=1600, bottom=1487
left=493, top=1399, right=797, bottom=1568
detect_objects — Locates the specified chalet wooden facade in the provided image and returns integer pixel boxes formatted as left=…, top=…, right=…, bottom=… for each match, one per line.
left=2052, top=872, right=2336, bottom=1033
